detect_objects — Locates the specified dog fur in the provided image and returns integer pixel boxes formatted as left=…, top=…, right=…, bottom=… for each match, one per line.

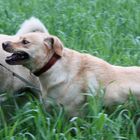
left=0, top=17, right=49, bottom=102
left=3, top=33, right=140, bottom=115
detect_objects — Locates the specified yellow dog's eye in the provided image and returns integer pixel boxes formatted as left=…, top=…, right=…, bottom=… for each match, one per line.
left=22, top=39, right=30, bottom=45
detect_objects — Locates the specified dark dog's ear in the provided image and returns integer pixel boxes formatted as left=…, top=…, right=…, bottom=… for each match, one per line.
left=44, top=36, right=63, bottom=56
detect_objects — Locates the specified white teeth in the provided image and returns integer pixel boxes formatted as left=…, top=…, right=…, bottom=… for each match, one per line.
left=6, top=51, right=29, bottom=62
left=6, top=56, right=12, bottom=60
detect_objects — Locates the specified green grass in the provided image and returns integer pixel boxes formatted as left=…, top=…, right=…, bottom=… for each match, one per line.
left=0, top=0, right=140, bottom=139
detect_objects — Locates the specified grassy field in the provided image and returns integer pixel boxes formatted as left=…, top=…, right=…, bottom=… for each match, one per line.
left=0, top=0, right=140, bottom=139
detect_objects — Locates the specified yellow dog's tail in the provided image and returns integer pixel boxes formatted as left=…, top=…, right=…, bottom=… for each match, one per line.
left=16, top=17, right=49, bottom=35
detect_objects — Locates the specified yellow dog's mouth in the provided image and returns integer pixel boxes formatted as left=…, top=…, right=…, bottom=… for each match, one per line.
left=6, top=51, right=29, bottom=65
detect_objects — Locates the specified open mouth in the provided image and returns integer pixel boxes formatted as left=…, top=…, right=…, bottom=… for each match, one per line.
left=6, top=51, right=29, bottom=65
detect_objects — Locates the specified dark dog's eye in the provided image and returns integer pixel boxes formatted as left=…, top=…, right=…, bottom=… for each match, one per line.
left=22, top=39, right=30, bottom=45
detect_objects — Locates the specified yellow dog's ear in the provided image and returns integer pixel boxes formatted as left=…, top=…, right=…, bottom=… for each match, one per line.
left=44, top=36, right=63, bottom=56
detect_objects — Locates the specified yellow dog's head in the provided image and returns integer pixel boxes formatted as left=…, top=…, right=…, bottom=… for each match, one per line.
left=2, top=32, right=63, bottom=73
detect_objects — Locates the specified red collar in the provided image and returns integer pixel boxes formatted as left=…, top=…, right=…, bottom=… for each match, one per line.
left=33, top=53, right=61, bottom=76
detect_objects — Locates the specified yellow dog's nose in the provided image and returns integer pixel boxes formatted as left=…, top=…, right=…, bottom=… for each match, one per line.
left=2, top=41, right=10, bottom=50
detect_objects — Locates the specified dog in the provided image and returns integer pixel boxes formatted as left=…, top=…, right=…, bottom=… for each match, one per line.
left=3, top=32, right=140, bottom=115
left=0, top=17, right=49, bottom=102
